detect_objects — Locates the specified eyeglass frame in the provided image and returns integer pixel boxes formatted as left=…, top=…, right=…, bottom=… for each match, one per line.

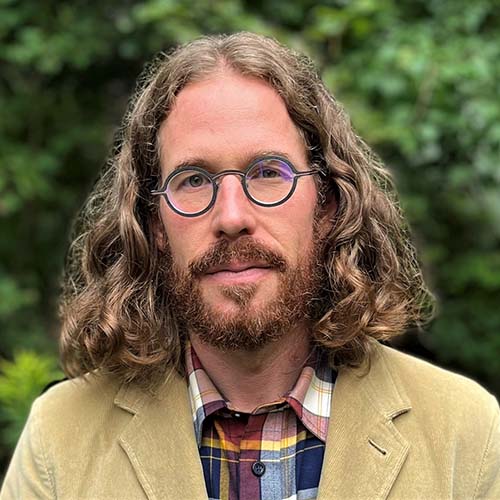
left=151, top=155, right=321, bottom=217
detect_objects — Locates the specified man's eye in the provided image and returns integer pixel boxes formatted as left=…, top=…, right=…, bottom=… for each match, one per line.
left=260, top=168, right=281, bottom=178
left=181, top=174, right=209, bottom=188
left=248, top=164, right=285, bottom=180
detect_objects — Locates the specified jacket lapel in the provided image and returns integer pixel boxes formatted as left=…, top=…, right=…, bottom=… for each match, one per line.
left=113, top=343, right=411, bottom=500
left=115, top=372, right=208, bottom=500
left=317, top=343, right=412, bottom=500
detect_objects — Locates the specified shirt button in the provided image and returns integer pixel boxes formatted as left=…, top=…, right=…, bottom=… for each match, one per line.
left=251, top=461, right=266, bottom=477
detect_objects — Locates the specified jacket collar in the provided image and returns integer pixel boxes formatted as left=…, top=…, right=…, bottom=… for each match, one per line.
left=114, top=371, right=208, bottom=499
left=114, top=342, right=411, bottom=500
left=317, top=342, right=412, bottom=500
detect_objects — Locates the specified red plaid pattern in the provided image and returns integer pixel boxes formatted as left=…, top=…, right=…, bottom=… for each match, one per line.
left=186, top=343, right=335, bottom=500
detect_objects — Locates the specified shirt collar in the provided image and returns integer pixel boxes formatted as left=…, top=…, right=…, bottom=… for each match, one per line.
left=186, top=342, right=335, bottom=445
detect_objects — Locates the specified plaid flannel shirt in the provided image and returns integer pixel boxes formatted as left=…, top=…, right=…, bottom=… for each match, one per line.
left=186, top=344, right=336, bottom=500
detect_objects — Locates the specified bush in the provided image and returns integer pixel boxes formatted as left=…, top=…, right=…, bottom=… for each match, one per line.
left=0, top=352, right=63, bottom=461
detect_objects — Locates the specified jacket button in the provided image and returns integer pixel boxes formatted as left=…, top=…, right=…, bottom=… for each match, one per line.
left=251, top=461, right=266, bottom=477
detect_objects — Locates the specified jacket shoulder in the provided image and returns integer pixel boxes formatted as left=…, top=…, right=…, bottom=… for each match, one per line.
left=0, top=373, right=126, bottom=499
left=33, top=372, right=121, bottom=419
left=368, top=344, right=500, bottom=498
left=371, top=342, right=500, bottom=455
left=375, top=343, right=498, bottom=412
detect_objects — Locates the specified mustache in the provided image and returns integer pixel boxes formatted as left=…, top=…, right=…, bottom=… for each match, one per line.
left=189, top=237, right=287, bottom=276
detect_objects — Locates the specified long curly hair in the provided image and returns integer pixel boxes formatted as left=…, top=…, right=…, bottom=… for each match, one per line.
left=60, top=32, right=434, bottom=387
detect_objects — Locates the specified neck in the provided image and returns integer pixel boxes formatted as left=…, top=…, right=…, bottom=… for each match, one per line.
left=189, top=326, right=311, bottom=413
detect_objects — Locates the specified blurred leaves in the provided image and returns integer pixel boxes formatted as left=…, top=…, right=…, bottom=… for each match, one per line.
left=0, top=352, right=63, bottom=449
left=0, top=276, right=37, bottom=317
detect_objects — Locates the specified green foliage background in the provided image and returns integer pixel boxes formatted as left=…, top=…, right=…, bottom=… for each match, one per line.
left=1, top=0, right=499, bottom=475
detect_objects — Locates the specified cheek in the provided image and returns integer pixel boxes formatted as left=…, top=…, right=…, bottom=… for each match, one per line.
left=159, top=206, right=205, bottom=267
left=272, top=196, right=318, bottom=257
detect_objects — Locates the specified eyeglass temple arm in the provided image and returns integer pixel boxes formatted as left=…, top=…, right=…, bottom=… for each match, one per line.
left=294, top=170, right=321, bottom=178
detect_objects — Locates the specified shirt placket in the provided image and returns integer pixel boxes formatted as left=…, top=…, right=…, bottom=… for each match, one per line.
left=238, top=412, right=267, bottom=500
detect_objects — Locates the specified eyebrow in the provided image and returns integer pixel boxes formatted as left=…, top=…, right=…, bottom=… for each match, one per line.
left=171, top=150, right=296, bottom=172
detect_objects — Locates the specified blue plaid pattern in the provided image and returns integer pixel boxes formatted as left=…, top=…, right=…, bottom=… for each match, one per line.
left=186, top=345, right=336, bottom=500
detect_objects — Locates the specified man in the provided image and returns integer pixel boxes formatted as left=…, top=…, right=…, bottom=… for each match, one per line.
left=1, top=32, right=499, bottom=500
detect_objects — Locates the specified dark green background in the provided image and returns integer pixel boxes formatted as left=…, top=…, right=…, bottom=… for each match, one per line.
left=1, top=0, right=499, bottom=476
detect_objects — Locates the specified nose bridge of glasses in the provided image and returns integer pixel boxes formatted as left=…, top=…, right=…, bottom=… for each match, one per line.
left=212, top=170, right=249, bottom=206
left=213, top=169, right=249, bottom=200
left=212, top=169, right=247, bottom=186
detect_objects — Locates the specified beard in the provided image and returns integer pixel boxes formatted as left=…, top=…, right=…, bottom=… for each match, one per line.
left=163, top=229, right=326, bottom=352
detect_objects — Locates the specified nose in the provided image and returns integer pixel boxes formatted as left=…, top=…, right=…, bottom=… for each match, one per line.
left=210, top=174, right=257, bottom=239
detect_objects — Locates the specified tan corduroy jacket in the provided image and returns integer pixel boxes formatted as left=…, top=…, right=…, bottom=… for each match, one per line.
left=1, top=342, right=499, bottom=499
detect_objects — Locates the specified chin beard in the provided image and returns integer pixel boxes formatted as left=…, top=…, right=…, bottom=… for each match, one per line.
left=164, top=234, right=325, bottom=351
left=219, top=283, right=258, bottom=307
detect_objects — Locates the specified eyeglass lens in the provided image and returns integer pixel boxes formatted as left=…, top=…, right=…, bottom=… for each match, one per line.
left=167, top=158, right=295, bottom=214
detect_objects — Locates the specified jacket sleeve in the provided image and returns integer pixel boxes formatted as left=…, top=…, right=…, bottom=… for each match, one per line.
left=473, top=398, right=500, bottom=499
left=0, top=398, right=55, bottom=500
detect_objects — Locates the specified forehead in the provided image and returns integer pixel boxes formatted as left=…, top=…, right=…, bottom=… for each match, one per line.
left=158, top=71, right=307, bottom=172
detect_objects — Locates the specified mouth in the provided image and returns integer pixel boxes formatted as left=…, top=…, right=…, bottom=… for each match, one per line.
left=205, top=261, right=271, bottom=274
left=204, top=262, right=273, bottom=285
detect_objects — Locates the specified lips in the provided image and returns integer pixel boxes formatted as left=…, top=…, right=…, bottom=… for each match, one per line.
left=205, top=262, right=272, bottom=275
left=201, top=261, right=274, bottom=286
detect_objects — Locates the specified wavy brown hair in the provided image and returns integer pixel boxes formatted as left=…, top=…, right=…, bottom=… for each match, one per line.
left=60, top=32, right=434, bottom=387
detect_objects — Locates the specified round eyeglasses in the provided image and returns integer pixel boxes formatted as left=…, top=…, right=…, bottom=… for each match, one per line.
left=151, top=156, right=320, bottom=217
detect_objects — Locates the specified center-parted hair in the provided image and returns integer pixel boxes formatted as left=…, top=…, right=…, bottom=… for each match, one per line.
left=60, top=32, right=434, bottom=387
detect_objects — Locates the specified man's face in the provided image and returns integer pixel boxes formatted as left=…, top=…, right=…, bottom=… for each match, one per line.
left=157, top=70, right=325, bottom=349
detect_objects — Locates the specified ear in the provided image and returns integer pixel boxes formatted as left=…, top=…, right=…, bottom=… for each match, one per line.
left=152, top=215, right=168, bottom=252
left=316, top=188, right=338, bottom=239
